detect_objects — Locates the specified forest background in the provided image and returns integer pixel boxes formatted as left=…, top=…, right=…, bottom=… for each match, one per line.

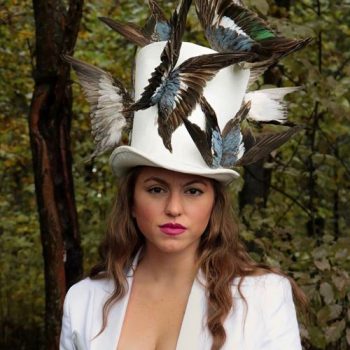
left=1, top=0, right=349, bottom=349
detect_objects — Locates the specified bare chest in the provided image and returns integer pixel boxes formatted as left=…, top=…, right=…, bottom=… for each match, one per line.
left=117, top=281, right=192, bottom=350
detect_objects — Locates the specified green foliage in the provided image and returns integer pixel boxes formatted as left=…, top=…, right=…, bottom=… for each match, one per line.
left=1, top=0, right=349, bottom=349
left=239, top=1, right=350, bottom=348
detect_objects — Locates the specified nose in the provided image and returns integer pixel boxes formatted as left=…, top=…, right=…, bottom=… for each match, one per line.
left=164, top=191, right=183, bottom=217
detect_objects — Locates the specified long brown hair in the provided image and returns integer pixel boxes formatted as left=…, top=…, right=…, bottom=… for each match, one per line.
left=90, top=167, right=307, bottom=349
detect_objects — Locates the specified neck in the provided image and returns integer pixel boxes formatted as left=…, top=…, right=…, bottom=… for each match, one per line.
left=136, top=245, right=199, bottom=284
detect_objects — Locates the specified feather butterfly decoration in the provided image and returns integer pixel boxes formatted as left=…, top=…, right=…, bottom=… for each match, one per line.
left=62, top=55, right=133, bottom=161
left=195, top=0, right=312, bottom=58
left=195, top=0, right=311, bottom=84
left=183, top=96, right=303, bottom=168
left=99, top=0, right=187, bottom=47
left=182, top=96, right=250, bottom=168
left=125, top=0, right=257, bottom=151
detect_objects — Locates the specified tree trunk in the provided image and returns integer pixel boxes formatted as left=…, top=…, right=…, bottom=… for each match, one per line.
left=239, top=159, right=272, bottom=209
left=29, top=1, right=84, bottom=349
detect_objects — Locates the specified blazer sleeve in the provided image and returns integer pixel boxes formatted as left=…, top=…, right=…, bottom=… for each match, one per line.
left=60, top=287, right=75, bottom=350
left=260, top=275, right=302, bottom=350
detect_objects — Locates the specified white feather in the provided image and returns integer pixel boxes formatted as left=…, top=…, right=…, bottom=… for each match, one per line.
left=220, top=16, right=248, bottom=38
left=244, top=87, right=301, bottom=123
left=236, top=134, right=245, bottom=161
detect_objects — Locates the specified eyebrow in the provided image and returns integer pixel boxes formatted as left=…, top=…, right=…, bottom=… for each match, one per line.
left=143, top=176, right=209, bottom=187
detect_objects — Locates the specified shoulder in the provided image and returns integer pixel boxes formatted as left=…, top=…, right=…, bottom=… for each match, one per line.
left=232, top=273, right=292, bottom=298
left=66, top=276, right=115, bottom=296
left=232, top=273, right=295, bottom=314
left=60, top=277, right=117, bottom=349
left=232, top=273, right=301, bottom=349
left=232, top=273, right=298, bottom=327
left=64, top=277, right=115, bottom=311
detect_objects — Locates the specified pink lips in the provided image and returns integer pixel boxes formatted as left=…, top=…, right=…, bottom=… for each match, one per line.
left=159, top=223, right=187, bottom=236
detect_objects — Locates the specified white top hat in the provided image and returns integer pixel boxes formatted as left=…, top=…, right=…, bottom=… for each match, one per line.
left=64, top=0, right=307, bottom=185
left=110, top=41, right=250, bottom=184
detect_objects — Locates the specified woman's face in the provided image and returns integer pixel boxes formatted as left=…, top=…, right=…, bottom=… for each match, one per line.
left=132, top=167, right=215, bottom=256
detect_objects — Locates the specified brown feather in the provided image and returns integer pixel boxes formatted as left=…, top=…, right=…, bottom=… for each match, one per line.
left=236, top=126, right=303, bottom=165
left=260, top=37, right=313, bottom=59
left=181, top=114, right=213, bottom=166
left=148, top=0, right=168, bottom=22
left=222, top=101, right=251, bottom=138
left=195, top=0, right=218, bottom=28
left=99, top=17, right=151, bottom=47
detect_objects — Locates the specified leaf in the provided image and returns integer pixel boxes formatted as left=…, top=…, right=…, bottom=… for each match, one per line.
left=320, top=282, right=334, bottom=304
left=308, top=326, right=326, bottom=348
left=325, top=320, right=346, bottom=343
left=314, top=258, right=331, bottom=271
left=317, top=304, right=342, bottom=325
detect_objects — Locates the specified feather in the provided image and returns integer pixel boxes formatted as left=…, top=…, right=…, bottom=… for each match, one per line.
left=100, top=0, right=192, bottom=46
left=182, top=96, right=222, bottom=168
left=236, top=125, right=303, bottom=165
left=62, top=55, right=133, bottom=160
left=182, top=114, right=214, bottom=167
left=99, top=17, right=151, bottom=47
left=183, top=97, right=252, bottom=168
left=143, top=0, right=171, bottom=41
left=221, top=101, right=251, bottom=166
left=148, top=0, right=168, bottom=23
left=239, top=57, right=276, bottom=86
left=199, top=96, right=223, bottom=167
left=195, top=0, right=311, bottom=60
left=244, top=87, right=301, bottom=124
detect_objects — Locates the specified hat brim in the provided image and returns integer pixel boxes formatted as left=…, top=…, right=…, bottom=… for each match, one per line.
left=110, top=146, right=240, bottom=185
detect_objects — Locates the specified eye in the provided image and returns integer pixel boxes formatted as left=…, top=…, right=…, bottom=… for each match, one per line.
left=147, top=186, right=166, bottom=194
left=185, top=187, right=203, bottom=196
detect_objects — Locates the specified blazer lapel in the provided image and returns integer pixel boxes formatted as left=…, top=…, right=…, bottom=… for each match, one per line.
left=90, top=252, right=140, bottom=350
left=176, top=272, right=210, bottom=350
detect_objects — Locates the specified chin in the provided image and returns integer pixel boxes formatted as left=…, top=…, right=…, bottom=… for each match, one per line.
left=148, top=239, right=199, bottom=255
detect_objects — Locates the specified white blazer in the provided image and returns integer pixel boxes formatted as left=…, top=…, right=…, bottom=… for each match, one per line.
left=60, top=255, right=302, bottom=350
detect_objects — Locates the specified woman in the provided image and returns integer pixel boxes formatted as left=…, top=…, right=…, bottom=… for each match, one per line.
left=61, top=1, right=308, bottom=348
left=60, top=164, right=305, bottom=349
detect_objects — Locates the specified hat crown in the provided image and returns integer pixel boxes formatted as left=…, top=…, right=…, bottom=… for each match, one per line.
left=110, top=41, right=250, bottom=182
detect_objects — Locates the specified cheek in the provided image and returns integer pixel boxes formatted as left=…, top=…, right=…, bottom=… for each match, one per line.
left=188, top=200, right=214, bottom=228
left=133, top=207, right=150, bottom=235
left=133, top=203, right=146, bottom=221
left=133, top=198, right=160, bottom=229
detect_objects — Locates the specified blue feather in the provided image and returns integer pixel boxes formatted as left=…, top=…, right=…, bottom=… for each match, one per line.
left=221, top=125, right=244, bottom=167
left=211, top=129, right=223, bottom=168
left=155, top=22, right=172, bottom=40
left=151, top=73, right=180, bottom=116
left=207, top=27, right=255, bottom=52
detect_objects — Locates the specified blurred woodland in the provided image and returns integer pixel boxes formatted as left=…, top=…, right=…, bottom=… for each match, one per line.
left=0, top=0, right=349, bottom=349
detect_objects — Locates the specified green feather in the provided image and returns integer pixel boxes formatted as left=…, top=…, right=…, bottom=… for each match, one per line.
left=253, top=28, right=275, bottom=41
